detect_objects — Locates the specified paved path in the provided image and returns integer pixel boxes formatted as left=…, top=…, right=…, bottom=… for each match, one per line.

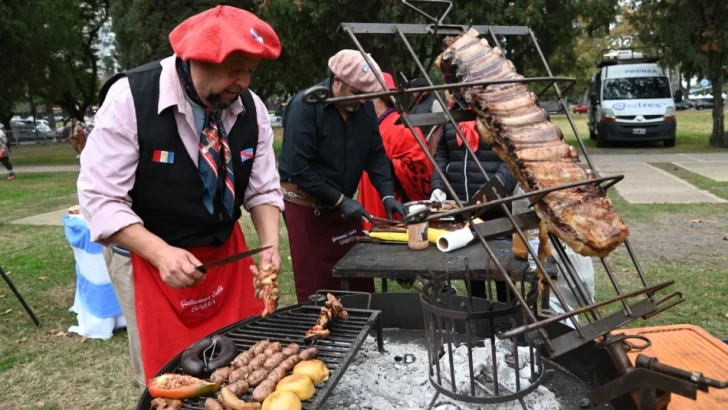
left=9, top=209, right=69, bottom=226
left=585, top=153, right=728, bottom=204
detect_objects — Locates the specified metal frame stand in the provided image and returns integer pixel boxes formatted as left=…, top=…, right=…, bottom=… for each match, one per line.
left=0, top=264, right=41, bottom=327
left=300, top=1, right=727, bottom=408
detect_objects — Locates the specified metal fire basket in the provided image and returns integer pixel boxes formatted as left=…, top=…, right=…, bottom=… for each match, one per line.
left=419, top=264, right=549, bottom=409
left=299, top=1, right=728, bottom=408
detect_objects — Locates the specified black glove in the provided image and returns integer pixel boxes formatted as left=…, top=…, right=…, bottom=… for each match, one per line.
left=339, top=197, right=373, bottom=223
left=383, top=196, right=407, bottom=220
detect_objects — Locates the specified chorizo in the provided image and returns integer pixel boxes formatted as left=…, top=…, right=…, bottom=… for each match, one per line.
left=249, top=353, right=268, bottom=371
left=252, top=379, right=277, bottom=402
left=263, top=352, right=286, bottom=370
left=210, top=367, right=232, bottom=385
left=263, top=342, right=282, bottom=356
left=284, top=355, right=301, bottom=370
left=229, top=367, right=249, bottom=384
left=282, top=343, right=300, bottom=357
left=251, top=340, right=271, bottom=356
left=246, top=368, right=269, bottom=387
left=266, top=367, right=286, bottom=384
left=231, top=351, right=254, bottom=368
left=299, top=347, right=319, bottom=361
left=227, top=379, right=250, bottom=397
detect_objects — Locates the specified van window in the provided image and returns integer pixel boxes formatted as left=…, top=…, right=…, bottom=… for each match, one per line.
left=603, top=77, right=671, bottom=100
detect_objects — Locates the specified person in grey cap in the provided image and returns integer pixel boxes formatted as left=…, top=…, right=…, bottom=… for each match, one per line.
left=278, top=49, right=407, bottom=302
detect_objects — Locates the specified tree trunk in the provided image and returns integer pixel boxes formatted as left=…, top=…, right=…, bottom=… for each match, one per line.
left=45, top=100, right=56, bottom=129
left=708, top=53, right=727, bottom=148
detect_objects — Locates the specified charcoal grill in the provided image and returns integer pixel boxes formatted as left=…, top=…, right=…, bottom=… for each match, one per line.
left=135, top=291, right=383, bottom=410
left=299, top=1, right=728, bottom=408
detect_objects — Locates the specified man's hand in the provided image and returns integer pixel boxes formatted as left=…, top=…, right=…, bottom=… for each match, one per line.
left=430, top=189, right=447, bottom=202
left=339, top=197, right=373, bottom=223
left=151, top=245, right=205, bottom=289
left=250, top=245, right=282, bottom=277
left=383, top=197, right=407, bottom=220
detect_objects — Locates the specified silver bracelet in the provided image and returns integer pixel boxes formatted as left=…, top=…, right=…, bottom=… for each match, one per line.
left=381, top=195, right=395, bottom=203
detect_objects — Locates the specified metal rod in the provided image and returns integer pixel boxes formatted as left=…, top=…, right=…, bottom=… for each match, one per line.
left=485, top=207, right=586, bottom=335
left=624, top=239, right=652, bottom=298
left=302, top=74, right=576, bottom=105
left=447, top=317, right=457, bottom=393
left=0, top=264, right=41, bottom=327
left=394, top=26, right=493, bottom=191
left=600, top=257, right=633, bottom=317
left=490, top=317, right=499, bottom=395
left=548, top=234, right=600, bottom=321
left=499, top=280, right=674, bottom=339
left=420, top=174, right=623, bottom=222
left=466, top=319, right=476, bottom=396
left=527, top=28, right=597, bottom=174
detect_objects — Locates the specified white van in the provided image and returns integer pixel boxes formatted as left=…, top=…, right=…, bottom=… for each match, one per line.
left=587, top=59, right=677, bottom=147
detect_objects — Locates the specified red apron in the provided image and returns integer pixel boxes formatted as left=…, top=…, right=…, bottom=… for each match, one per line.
left=358, top=110, right=432, bottom=231
left=284, top=201, right=375, bottom=303
left=132, top=224, right=263, bottom=381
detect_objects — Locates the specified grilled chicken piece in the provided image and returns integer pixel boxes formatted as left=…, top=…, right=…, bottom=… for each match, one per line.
left=435, top=28, right=629, bottom=258
left=304, top=294, right=348, bottom=343
left=254, top=264, right=279, bottom=318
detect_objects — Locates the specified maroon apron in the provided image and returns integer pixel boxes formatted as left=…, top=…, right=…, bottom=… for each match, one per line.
left=284, top=201, right=375, bottom=303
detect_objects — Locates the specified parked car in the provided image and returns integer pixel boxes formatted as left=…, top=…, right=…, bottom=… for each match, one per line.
left=695, top=99, right=715, bottom=110
left=572, top=104, right=589, bottom=114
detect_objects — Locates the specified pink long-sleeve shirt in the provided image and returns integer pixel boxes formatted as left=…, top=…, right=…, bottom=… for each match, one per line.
left=77, top=55, right=284, bottom=245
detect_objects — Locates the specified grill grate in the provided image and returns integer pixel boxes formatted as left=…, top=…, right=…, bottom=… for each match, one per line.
left=136, top=301, right=382, bottom=410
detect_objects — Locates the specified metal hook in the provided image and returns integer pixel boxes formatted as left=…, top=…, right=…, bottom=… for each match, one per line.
left=202, top=338, right=218, bottom=371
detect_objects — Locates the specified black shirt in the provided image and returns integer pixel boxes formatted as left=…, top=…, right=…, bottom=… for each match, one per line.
left=278, top=79, right=394, bottom=206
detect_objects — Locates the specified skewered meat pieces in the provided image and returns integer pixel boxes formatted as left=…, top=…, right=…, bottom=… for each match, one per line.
left=434, top=28, right=629, bottom=258
left=254, top=264, right=279, bottom=318
left=304, top=294, right=348, bottom=343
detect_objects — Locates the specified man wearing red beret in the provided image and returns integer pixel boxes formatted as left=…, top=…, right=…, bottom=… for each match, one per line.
left=278, top=50, right=408, bottom=302
left=77, top=6, right=283, bottom=387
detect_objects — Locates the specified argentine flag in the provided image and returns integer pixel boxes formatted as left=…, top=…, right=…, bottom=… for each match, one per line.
left=62, top=211, right=126, bottom=339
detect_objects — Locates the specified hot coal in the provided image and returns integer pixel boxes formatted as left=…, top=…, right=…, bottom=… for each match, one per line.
left=322, top=333, right=560, bottom=410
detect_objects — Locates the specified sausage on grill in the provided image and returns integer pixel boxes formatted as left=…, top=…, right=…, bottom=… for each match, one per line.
left=252, top=379, right=277, bottom=402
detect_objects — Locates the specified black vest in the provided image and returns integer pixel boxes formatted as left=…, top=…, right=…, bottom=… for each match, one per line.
left=98, top=60, right=259, bottom=248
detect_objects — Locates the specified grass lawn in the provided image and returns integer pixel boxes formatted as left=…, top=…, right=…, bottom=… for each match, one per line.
left=6, top=127, right=285, bottom=168
left=1, top=143, right=727, bottom=408
left=553, top=109, right=720, bottom=153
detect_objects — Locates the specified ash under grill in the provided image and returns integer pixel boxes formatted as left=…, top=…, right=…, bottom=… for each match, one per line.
left=136, top=300, right=382, bottom=410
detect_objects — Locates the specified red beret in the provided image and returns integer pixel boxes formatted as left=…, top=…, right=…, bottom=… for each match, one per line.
left=169, top=5, right=281, bottom=64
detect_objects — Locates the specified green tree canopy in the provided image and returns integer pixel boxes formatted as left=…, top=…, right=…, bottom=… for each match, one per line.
left=628, top=0, right=728, bottom=148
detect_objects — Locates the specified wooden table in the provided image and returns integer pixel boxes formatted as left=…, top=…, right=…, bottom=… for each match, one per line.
left=333, top=239, right=558, bottom=293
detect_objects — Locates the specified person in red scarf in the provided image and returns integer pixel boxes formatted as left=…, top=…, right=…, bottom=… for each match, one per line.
left=357, top=72, right=432, bottom=231
left=77, top=6, right=284, bottom=389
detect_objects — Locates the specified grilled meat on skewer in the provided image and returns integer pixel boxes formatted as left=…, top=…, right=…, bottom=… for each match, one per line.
left=304, top=294, right=349, bottom=342
left=435, top=28, right=629, bottom=260
left=254, top=264, right=280, bottom=317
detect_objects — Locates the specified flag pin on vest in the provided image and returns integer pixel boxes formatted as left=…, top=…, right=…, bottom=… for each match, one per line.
left=240, top=148, right=254, bottom=162
left=152, top=150, right=175, bottom=164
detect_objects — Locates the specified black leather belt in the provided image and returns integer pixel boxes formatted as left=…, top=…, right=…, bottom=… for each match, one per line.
left=111, top=245, right=130, bottom=257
